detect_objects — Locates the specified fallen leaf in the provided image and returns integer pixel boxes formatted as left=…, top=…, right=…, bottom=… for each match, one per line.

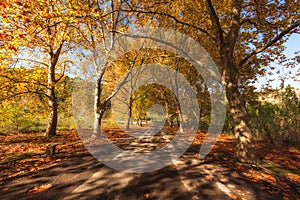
left=144, top=193, right=150, bottom=199
left=230, top=194, right=238, bottom=199
left=29, top=167, right=36, bottom=172
left=28, top=184, right=52, bottom=194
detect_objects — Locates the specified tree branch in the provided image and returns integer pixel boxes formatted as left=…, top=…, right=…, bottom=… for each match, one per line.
left=55, top=60, right=73, bottom=83
left=0, top=89, right=51, bottom=102
left=239, top=21, right=300, bottom=67
left=225, top=0, right=243, bottom=55
left=205, top=0, right=224, bottom=45
left=11, top=58, right=49, bottom=67
left=119, top=9, right=214, bottom=40
left=51, top=42, right=64, bottom=68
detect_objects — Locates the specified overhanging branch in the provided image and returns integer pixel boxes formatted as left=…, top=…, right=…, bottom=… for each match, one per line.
left=205, top=0, right=224, bottom=45
left=119, top=9, right=214, bottom=40
left=239, top=21, right=300, bottom=67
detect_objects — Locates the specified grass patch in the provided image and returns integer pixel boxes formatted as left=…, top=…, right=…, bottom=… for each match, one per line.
left=3, top=151, right=44, bottom=162
left=0, top=131, right=10, bottom=136
left=261, top=160, right=300, bottom=177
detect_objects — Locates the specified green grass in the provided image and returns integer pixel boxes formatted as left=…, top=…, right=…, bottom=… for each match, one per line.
left=0, top=130, right=10, bottom=136
left=261, top=160, right=300, bottom=177
left=2, top=151, right=44, bottom=163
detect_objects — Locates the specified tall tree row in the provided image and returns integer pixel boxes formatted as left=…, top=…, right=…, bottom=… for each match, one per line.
left=120, top=0, right=300, bottom=162
left=1, top=0, right=299, bottom=163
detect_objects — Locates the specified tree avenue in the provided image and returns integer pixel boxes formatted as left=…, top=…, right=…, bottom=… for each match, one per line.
left=124, top=0, right=300, bottom=162
left=1, top=0, right=299, bottom=163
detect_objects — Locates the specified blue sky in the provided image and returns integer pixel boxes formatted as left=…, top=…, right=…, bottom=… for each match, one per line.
left=255, top=33, right=300, bottom=89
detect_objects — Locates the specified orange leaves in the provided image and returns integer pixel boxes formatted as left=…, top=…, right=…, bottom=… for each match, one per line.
left=29, top=166, right=38, bottom=172
left=19, top=34, right=26, bottom=39
left=28, top=184, right=52, bottom=194
left=2, top=187, right=9, bottom=192
left=1, top=0, right=81, bottom=51
left=246, top=170, right=276, bottom=183
left=190, top=131, right=300, bottom=198
left=0, top=2, right=7, bottom=9
left=144, top=193, right=151, bottom=199
left=41, top=11, right=51, bottom=19
left=14, top=1, right=23, bottom=7
left=8, top=45, right=17, bottom=52
left=171, top=164, right=177, bottom=169
left=44, top=157, right=51, bottom=162
left=286, top=173, right=300, bottom=183
left=0, top=130, right=83, bottom=183
left=230, top=194, right=238, bottom=200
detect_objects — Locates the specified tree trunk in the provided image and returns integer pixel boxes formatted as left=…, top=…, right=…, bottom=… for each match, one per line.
left=93, top=79, right=107, bottom=135
left=137, top=116, right=142, bottom=127
left=164, top=102, right=172, bottom=127
left=45, top=44, right=63, bottom=137
left=45, top=98, right=58, bottom=137
left=223, top=64, right=257, bottom=163
left=45, top=76, right=58, bottom=137
left=177, top=107, right=184, bottom=133
left=94, top=107, right=105, bottom=135
left=126, top=97, right=133, bottom=130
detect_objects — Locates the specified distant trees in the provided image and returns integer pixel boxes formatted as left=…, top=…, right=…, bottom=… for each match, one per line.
left=247, top=86, right=300, bottom=146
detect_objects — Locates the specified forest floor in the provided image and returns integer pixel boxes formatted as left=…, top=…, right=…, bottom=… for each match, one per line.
left=0, top=127, right=299, bottom=199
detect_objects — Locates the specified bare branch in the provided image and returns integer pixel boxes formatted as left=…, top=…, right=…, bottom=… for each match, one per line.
left=10, top=58, right=49, bottom=67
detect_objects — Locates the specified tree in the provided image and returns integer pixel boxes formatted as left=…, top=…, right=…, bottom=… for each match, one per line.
left=103, top=51, right=147, bottom=130
left=0, top=67, right=74, bottom=133
left=247, top=86, right=300, bottom=146
left=122, top=0, right=300, bottom=162
left=75, top=0, right=132, bottom=134
left=279, top=86, right=299, bottom=145
left=1, top=0, right=83, bottom=136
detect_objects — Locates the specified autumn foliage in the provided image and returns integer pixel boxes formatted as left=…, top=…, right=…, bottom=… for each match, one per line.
left=0, top=0, right=299, bottom=198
